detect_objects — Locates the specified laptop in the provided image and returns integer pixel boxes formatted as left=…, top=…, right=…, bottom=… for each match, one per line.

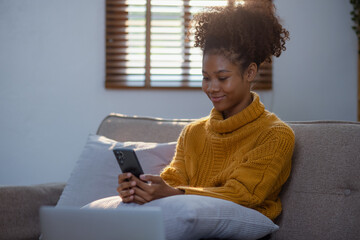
left=40, top=206, right=166, bottom=240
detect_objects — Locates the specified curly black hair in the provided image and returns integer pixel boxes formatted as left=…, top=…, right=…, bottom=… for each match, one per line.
left=192, top=0, right=289, bottom=71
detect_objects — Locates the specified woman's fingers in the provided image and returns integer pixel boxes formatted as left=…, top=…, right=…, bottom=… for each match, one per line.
left=121, top=186, right=148, bottom=204
left=133, top=185, right=154, bottom=202
left=139, top=174, right=163, bottom=183
left=135, top=174, right=163, bottom=192
left=119, top=189, right=135, bottom=201
left=117, top=179, right=136, bottom=192
left=117, top=173, right=137, bottom=202
left=117, top=174, right=173, bottom=204
left=132, top=194, right=148, bottom=205
left=118, top=173, right=132, bottom=184
left=121, top=194, right=134, bottom=203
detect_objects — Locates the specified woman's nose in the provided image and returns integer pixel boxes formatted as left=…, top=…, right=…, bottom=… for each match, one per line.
left=207, top=79, right=220, bottom=92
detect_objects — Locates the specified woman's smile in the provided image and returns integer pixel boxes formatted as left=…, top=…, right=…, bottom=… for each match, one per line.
left=209, top=95, right=226, bottom=103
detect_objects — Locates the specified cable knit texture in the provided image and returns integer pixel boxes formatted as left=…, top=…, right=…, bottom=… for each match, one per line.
left=160, top=92, right=295, bottom=220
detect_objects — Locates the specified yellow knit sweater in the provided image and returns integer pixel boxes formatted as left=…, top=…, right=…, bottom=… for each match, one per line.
left=160, top=92, right=295, bottom=220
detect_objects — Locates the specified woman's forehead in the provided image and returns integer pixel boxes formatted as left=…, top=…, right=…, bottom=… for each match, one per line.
left=203, top=54, right=236, bottom=71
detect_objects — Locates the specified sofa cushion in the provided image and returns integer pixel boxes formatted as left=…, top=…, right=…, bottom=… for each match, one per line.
left=56, top=134, right=176, bottom=207
left=85, top=195, right=279, bottom=240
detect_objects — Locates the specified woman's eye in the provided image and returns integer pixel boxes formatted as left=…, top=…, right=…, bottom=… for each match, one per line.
left=202, top=76, right=209, bottom=81
left=218, top=77, right=228, bottom=81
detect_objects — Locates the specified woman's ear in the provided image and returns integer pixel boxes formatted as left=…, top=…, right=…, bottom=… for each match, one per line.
left=245, top=63, right=258, bottom=83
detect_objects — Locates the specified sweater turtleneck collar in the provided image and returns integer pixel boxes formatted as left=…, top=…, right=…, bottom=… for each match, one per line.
left=208, top=92, right=265, bottom=134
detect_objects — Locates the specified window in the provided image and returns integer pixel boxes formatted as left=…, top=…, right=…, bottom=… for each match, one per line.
left=105, top=0, right=272, bottom=89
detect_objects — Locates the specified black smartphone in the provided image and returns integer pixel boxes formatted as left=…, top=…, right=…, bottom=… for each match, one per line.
left=113, top=148, right=144, bottom=178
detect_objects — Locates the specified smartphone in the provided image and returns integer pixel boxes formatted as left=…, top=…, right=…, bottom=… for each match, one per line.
left=113, top=148, right=144, bottom=178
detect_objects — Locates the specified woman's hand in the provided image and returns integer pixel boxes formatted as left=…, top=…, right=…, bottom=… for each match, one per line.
left=117, top=173, right=141, bottom=203
left=117, top=173, right=184, bottom=204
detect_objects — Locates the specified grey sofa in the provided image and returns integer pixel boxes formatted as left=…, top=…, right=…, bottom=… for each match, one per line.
left=1, top=113, right=359, bottom=240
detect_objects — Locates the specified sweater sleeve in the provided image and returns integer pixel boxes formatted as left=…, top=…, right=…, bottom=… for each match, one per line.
left=177, top=127, right=295, bottom=210
left=160, top=127, right=189, bottom=187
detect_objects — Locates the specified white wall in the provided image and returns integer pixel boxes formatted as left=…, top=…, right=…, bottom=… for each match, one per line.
left=273, top=0, right=357, bottom=120
left=0, top=0, right=357, bottom=186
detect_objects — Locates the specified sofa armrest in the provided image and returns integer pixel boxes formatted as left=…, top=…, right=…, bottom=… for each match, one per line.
left=0, top=183, right=66, bottom=240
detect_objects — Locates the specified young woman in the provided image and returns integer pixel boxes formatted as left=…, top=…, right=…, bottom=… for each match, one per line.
left=117, top=0, right=294, bottom=221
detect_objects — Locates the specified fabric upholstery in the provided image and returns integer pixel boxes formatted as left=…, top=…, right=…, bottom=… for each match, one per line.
left=56, top=134, right=176, bottom=207
left=85, top=195, right=279, bottom=240
left=0, top=183, right=65, bottom=240
left=274, top=122, right=360, bottom=239
left=97, top=113, right=193, bottom=143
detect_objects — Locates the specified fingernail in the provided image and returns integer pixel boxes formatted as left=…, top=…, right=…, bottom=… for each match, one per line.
left=131, top=181, right=136, bottom=186
left=130, top=189, right=134, bottom=194
left=127, top=173, right=131, bottom=177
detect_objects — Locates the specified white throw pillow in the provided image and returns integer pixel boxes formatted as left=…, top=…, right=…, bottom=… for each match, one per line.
left=56, top=134, right=176, bottom=207
left=84, top=195, right=279, bottom=240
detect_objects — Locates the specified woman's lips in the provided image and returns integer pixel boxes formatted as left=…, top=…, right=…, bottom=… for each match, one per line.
left=210, top=95, right=225, bottom=103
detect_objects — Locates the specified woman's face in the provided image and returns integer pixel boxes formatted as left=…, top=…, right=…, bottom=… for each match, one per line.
left=202, top=53, right=253, bottom=119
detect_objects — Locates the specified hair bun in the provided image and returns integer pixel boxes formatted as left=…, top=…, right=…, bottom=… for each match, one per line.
left=193, top=0, right=289, bottom=69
